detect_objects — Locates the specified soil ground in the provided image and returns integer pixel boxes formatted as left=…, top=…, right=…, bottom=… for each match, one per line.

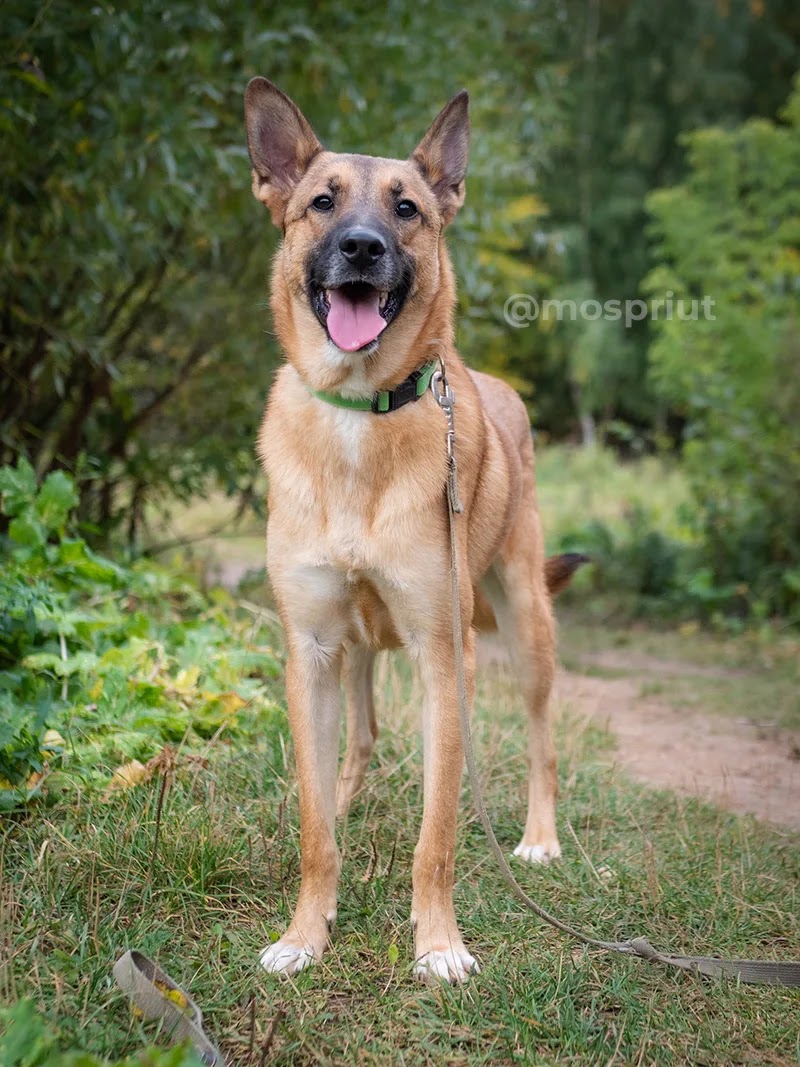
left=480, top=636, right=800, bottom=831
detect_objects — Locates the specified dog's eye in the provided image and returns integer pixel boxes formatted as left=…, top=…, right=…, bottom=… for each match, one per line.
left=312, top=194, right=334, bottom=212
left=396, top=199, right=418, bottom=219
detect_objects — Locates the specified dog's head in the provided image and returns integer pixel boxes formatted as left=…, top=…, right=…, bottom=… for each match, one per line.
left=245, top=79, right=469, bottom=390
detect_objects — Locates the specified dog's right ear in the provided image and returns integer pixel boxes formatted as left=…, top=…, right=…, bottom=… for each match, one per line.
left=244, top=78, right=322, bottom=227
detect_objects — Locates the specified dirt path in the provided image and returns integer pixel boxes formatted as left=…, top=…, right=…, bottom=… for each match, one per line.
left=557, top=667, right=800, bottom=831
left=478, top=638, right=800, bottom=831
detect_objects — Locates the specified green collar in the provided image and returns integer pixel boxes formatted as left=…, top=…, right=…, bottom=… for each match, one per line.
left=308, top=360, right=438, bottom=414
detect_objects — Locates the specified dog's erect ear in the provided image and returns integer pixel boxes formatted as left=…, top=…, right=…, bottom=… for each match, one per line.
left=411, top=91, right=469, bottom=225
left=244, top=77, right=322, bottom=226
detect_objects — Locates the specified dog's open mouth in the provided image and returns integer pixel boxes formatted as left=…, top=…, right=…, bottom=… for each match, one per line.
left=312, top=282, right=405, bottom=352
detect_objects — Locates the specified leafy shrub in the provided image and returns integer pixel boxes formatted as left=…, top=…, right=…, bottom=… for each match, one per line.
left=646, top=76, right=800, bottom=621
left=0, top=999, right=202, bottom=1067
left=0, top=459, right=282, bottom=810
left=554, top=506, right=760, bottom=625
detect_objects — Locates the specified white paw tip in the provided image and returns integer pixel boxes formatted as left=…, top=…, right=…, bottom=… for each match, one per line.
left=513, top=841, right=562, bottom=865
left=415, top=948, right=480, bottom=984
left=259, top=940, right=316, bottom=975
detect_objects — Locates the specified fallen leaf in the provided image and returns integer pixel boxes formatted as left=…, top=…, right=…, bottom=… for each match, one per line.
left=41, top=729, right=66, bottom=750
left=219, top=691, right=247, bottom=716
left=173, top=666, right=200, bottom=692
left=102, top=759, right=149, bottom=800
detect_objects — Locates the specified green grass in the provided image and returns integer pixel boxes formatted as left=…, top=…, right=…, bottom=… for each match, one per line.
left=144, top=491, right=267, bottom=591
left=536, top=445, right=693, bottom=548
left=7, top=453, right=795, bottom=1064
left=3, top=653, right=799, bottom=1066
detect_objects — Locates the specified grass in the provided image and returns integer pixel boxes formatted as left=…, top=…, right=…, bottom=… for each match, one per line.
left=3, top=650, right=799, bottom=1065
left=145, top=491, right=267, bottom=591
left=535, top=446, right=693, bottom=547
left=7, top=449, right=795, bottom=1063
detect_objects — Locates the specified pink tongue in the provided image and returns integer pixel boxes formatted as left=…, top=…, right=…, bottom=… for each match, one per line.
left=327, top=288, right=386, bottom=352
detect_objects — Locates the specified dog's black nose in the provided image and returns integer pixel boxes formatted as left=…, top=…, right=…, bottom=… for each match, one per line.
left=338, top=228, right=386, bottom=270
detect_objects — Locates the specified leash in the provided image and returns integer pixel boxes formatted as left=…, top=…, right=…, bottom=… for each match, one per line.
left=431, top=360, right=800, bottom=989
left=113, top=951, right=222, bottom=1064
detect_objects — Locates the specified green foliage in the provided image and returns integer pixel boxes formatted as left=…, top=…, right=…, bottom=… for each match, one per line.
left=646, top=75, right=800, bottom=619
left=538, top=445, right=779, bottom=624
left=0, top=1000, right=202, bottom=1067
left=1, top=1, right=282, bottom=535
left=505, top=0, right=800, bottom=438
left=0, top=0, right=555, bottom=534
left=5, top=0, right=796, bottom=535
left=0, top=460, right=282, bottom=809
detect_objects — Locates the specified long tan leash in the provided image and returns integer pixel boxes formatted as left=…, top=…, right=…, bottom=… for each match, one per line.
left=431, top=361, right=800, bottom=989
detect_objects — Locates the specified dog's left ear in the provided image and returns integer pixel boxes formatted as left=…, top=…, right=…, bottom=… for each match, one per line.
left=245, top=77, right=322, bottom=227
left=411, top=91, right=470, bottom=226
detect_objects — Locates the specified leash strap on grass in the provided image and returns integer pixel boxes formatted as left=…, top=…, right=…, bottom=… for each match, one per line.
left=113, top=951, right=223, bottom=1065
left=434, top=362, right=800, bottom=991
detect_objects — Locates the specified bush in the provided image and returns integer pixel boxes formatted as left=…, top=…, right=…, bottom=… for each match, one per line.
left=537, top=448, right=761, bottom=623
left=645, top=75, right=800, bottom=621
left=0, top=999, right=202, bottom=1067
left=0, top=459, right=283, bottom=810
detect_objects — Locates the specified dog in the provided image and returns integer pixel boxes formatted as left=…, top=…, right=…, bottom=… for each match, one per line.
left=244, top=79, right=584, bottom=983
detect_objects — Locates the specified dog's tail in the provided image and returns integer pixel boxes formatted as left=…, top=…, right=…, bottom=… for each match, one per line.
left=544, top=552, right=590, bottom=596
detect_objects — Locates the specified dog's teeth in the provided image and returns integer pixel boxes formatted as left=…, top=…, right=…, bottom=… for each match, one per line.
left=379, top=291, right=389, bottom=311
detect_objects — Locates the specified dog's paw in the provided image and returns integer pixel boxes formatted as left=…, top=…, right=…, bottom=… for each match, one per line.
left=415, top=947, right=480, bottom=985
left=513, top=840, right=562, bottom=865
left=259, top=940, right=316, bottom=976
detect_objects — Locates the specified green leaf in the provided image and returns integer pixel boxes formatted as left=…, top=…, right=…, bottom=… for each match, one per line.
left=35, top=471, right=79, bottom=532
left=22, top=651, right=99, bottom=677
left=56, top=539, right=124, bottom=584
left=9, top=510, right=46, bottom=548
left=0, top=459, right=37, bottom=518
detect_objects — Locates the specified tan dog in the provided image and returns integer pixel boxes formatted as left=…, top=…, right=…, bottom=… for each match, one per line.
left=245, top=80, right=584, bottom=983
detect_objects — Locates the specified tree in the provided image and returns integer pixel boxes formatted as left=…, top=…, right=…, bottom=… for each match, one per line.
left=1, top=2, right=275, bottom=535
left=0, top=0, right=551, bottom=536
left=504, top=0, right=800, bottom=441
left=646, top=76, right=800, bottom=615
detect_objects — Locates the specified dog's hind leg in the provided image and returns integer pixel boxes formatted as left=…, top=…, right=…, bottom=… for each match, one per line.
left=336, top=644, right=377, bottom=817
left=484, top=510, right=561, bottom=865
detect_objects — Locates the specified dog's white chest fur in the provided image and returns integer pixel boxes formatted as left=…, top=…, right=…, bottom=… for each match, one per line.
left=329, top=407, right=369, bottom=467
left=266, top=415, right=436, bottom=648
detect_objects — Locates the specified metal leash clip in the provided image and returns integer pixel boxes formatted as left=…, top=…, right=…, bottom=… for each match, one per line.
left=431, top=360, right=463, bottom=514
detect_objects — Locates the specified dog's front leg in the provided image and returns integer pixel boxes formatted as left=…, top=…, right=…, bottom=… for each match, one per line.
left=260, top=630, right=342, bottom=975
left=412, top=626, right=479, bottom=984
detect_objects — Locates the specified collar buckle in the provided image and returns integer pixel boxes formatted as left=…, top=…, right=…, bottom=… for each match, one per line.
left=373, top=365, right=428, bottom=413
